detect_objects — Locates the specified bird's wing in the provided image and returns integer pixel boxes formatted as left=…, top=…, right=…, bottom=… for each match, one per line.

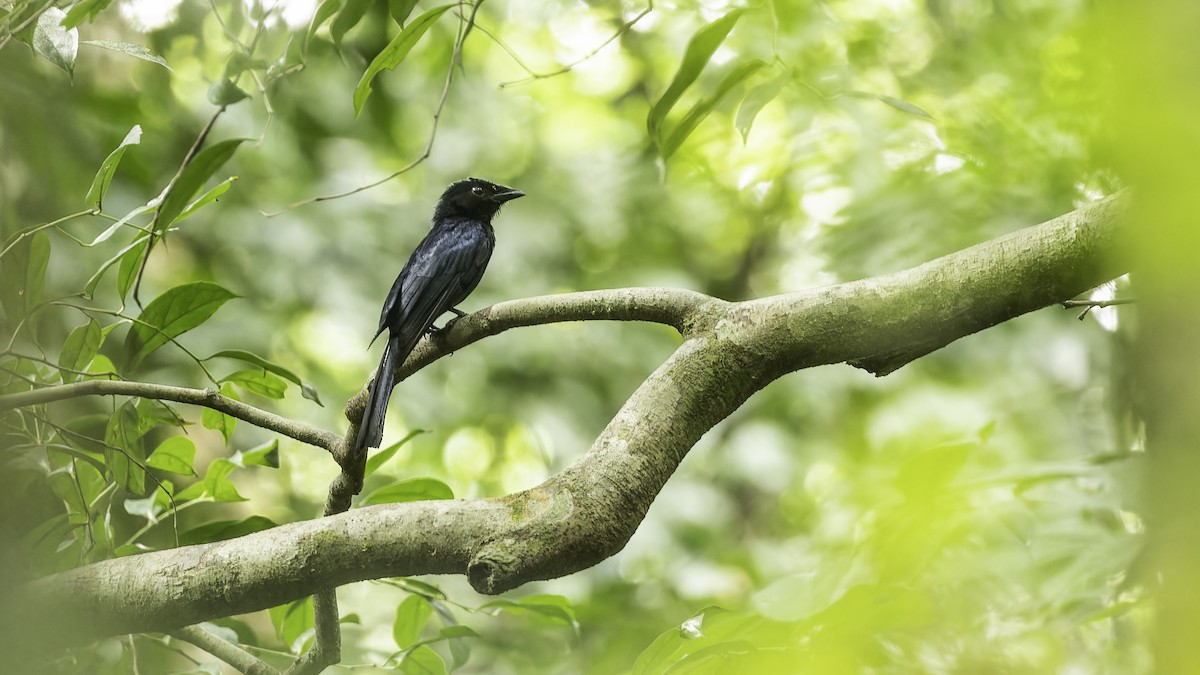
left=381, top=222, right=490, bottom=348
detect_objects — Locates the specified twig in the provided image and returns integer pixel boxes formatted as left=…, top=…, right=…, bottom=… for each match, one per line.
left=170, top=625, right=278, bottom=675
left=133, top=106, right=228, bottom=307
left=1061, top=297, right=1135, bottom=320
left=263, top=0, right=484, bottom=216
left=493, top=1, right=653, bottom=88
left=0, top=379, right=343, bottom=456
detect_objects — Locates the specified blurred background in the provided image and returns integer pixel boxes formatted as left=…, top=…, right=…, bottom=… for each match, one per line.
left=0, top=0, right=1159, bottom=672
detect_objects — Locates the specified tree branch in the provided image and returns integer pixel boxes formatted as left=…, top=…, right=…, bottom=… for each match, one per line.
left=0, top=379, right=342, bottom=455
left=4, top=194, right=1130, bottom=654
left=170, top=625, right=278, bottom=675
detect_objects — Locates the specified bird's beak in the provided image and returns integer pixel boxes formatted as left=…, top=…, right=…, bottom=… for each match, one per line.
left=492, top=186, right=525, bottom=203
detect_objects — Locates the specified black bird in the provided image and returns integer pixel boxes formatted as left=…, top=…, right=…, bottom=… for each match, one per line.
left=353, top=177, right=524, bottom=458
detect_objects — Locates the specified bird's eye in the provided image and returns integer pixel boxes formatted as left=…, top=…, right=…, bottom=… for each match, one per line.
left=471, top=186, right=485, bottom=197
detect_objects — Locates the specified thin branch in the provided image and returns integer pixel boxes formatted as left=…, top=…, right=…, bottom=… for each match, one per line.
left=1060, top=298, right=1135, bottom=308
left=0, top=379, right=342, bottom=455
left=133, top=106, right=228, bottom=307
left=170, top=625, right=278, bottom=675
left=494, top=1, right=654, bottom=88
left=263, top=0, right=483, bottom=216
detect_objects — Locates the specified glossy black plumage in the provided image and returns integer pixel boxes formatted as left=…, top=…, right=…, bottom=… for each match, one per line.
left=353, top=178, right=524, bottom=458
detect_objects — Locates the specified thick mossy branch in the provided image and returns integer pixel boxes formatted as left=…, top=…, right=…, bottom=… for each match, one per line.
left=5, top=194, right=1130, bottom=653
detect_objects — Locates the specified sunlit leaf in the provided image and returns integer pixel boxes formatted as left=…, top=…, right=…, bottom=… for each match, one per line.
left=365, top=429, right=427, bottom=476
left=398, top=645, right=447, bottom=675
left=235, top=438, right=280, bottom=469
left=360, top=477, right=453, bottom=505
left=735, top=69, right=790, bottom=142
left=62, top=0, right=115, bottom=28
left=353, top=4, right=454, bottom=116
left=85, top=125, right=142, bottom=210
left=393, top=594, right=433, bottom=649
left=33, top=8, right=78, bottom=77
left=176, top=177, right=237, bottom=223
left=647, top=9, right=745, bottom=141
left=221, top=368, right=288, bottom=399
left=202, top=457, right=247, bottom=502
left=125, top=281, right=238, bottom=367
left=146, top=436, right=196, bottom=476
left=81, top=40, right=170, bottom=70
left=662, top=60, right=765, bottom=159
left=205, top=349, right=322, bottom=406
left=89, top=201, right=154, bottom=246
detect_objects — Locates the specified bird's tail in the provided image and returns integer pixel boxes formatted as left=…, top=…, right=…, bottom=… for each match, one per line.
left=353, top=336, right=399, bottom=459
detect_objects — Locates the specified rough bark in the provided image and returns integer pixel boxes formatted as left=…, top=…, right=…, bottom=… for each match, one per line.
left=0, top=193, right=1129, bottom=654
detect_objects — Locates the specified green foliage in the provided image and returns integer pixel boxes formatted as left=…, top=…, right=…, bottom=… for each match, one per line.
left=0, top=0, right=1148, bottom=672
left=353, top=4, right=454, bottom=116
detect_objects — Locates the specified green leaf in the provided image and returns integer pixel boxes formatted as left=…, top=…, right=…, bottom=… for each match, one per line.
left=208, top=79, right=250, bottom=106
left=389, top=0, right=420, bottom=25
left=438, top=625, right=479, bottom=639
left=662, top=59, right=766, bottom=159
left=353, top=4, right=454, bottom=116
left=480, top=594, right=579, bottom=632
left=360, top=477, right=453, bottom=505
left=202, top=383, right=240, bottom=445
left=155, top=139, right=249, bottom=234
left=0, top=231, right=49, bottom=321
left=146, top=436, right=196, bottom=475
left=235, top=438, right=280, bottom=469
left=845, top=91, right=934, bottom=120
left=85, top=125, right=142, bottom=210
left=205, top=349, right=322, bottom=406
left=89, top=200, right=154, bottom=246
left=59, top=319, right=104, bottom=384
left=34, top=8, right=78, bottom=77
left=62, top=0, right=115, bottom=28
left=393, top=595, right=433, bottom=649
left=125, top=281, right=238, bottom=367
left=391, top=577, right=447, bottom=600
left=269, top=598, right=314, bottom=654
left=895, top=441, right=973, bottom=498
left=115, top=239, right=148, bottom=299
left=330, top=0, right=370, bottom=47
left=83, top=354, right=117, bottom=380
left=365, top=429, right=427, bottom=476
left=876, top=94, right=934, bottom=120
left=306, top=0, right=343, bottom=47
left=104, top=400, right=146, bottom=494
left=180, top=515, right=277, bottom=545
left=48, top=467, right=89, bottom=524
left=176, top=177, right=237, bottom=223
left=647, top=9, right=745, bottom=141
left=202, top=457, right=247, bottom=502
left=735, top=69, right=790, bottom=142
left=222, top=368, right=288, bottom=399
left=81, top=40, right=171, bottom=70
left=399, top=645, right=448, bottom=675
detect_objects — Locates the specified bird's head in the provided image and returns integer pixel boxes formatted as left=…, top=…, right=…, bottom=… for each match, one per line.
left=433, top=177, right=525, bottom=221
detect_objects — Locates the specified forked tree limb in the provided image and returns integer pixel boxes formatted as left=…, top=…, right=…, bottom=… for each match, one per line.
left=1, top=192, right=1130, bottom=655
